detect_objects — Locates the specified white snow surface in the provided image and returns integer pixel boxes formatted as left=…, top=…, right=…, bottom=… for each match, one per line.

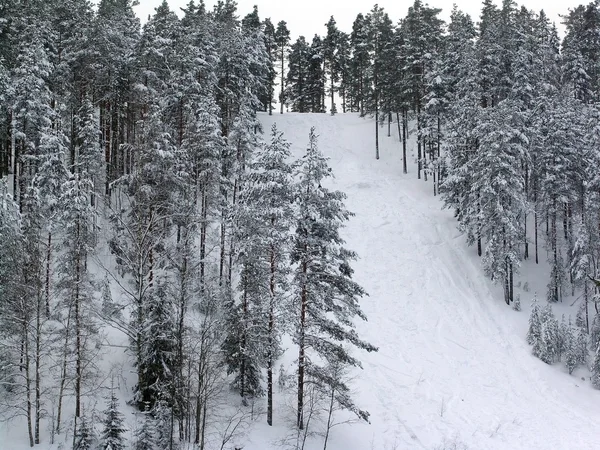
left=2, top=112, right=600, bottom=450
left=247, top=112, right=600, bottom=450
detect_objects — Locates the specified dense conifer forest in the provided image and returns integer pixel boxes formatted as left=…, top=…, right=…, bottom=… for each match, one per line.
left=3, top=0, right=600, bottom=448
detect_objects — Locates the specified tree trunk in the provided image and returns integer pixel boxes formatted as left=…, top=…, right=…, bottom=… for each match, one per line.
left=375, top=106, right=379, bottom=160
left=34, top=291, right=42, bottom=445
left=402, top=110, right=407, bottom=174
left=75, top=217, right=82, bottom=419
left=417, top=107, right=422, bottom=180
left=240, top=274, right=248, bottom=402
left=297, top=257, right=308, bottom=430
left=280, top=48, right=285, bottom=114
left=552, top=204, right=559, bottom=302
left=55, top=299, right=73, bottom=435
left=267, top=242, right=276, bottom=426
left=200, top=187, right=207, bottom=293
left=45, top=232, right=52, bottom=317
left=534, top=190, right=539, bottom=264
left=24, top=322, right=34, bottom=448
left=323, top=386, right=336, bottom=450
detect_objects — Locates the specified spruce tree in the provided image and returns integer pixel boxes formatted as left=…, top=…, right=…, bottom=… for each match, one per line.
left=592, top=345, right=600, bottom=389
left=275, top=20, right=291, bottom=113
left=73, top=413, right=96, bottom=450
left=292, top=128, right=377, bottom=429
left=286, top=36, right=311, bottom=112
left=134, top=408, right=158, bottom=450
left=100, top=387, right=127, bottom=450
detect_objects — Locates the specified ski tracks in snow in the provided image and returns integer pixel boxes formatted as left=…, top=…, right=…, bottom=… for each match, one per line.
left=260, top=113, right=600, bottom=450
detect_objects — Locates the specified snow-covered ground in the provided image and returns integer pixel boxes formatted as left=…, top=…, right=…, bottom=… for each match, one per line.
left=3, top=112, right=600, bottom=450
left=247, top=112, right=600, bottom=450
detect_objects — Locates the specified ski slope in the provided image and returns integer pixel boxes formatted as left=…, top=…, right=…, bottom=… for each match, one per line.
left=250, top=112, right=600, bottom=450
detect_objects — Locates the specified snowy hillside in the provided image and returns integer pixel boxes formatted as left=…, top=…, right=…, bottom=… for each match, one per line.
left=240, top=112, right=600, bottom=450
left=3, top=112, right=600, bottom=450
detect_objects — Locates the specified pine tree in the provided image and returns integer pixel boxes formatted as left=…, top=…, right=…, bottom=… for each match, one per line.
left=275, top=20, right=291, bottom=113
left=100, top=387, right=127, bottom=450
left=241, top=124, right=295, bottom=424
left=526, top=295, right=542, bottom=358
left=590, top=313, right=600, bottom=352
left=349, top=13, right=370, bottom=114
left=133, top=408, right=158, bottom=450
left=565, top=325, right=578, bottom=374
left=286, top=36, right=311, bottom=112
left=323, top=16, right=341, bottom=114
left=292, top=128, right=377, bottom=429
left=592, top=345, right=600, bottom=389
left=262, top=18, right=277, bottom=114
left=73, top=412, right=96, bottom=450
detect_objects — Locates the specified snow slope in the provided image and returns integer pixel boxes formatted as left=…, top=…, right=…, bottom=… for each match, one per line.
left=248, top=112, right=600, bottom=450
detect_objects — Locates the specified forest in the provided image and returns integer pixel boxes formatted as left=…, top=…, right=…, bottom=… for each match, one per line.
left=2, top=0, right=600, bottom=448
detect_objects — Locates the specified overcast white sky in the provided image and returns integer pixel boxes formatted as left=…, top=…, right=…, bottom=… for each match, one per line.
left=134, top=0, right=582, bottom=38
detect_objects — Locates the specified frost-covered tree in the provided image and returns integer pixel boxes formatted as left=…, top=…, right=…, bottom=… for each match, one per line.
left=527, top=295, right=543, bottom=357
left=73, top=412, right=96, bottom=450
left=133, top=408, right=158, bottom=450
left=592, top=345, right=600, bottom=389
left=100, top=387, right=127, bottom=450
left=286, top=36, right=311, bottom=113
left=291, top=128, right=377, bottom=429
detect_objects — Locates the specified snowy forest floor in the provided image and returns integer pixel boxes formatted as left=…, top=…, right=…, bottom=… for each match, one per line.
left=3, top=112, right=600, bottom=450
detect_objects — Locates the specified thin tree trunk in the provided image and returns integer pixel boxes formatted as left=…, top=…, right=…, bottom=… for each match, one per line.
left=194, top=357, right=203, bottom=445
left=24, top=322, right=34, bottom=448
left=55, top=298, right=73, bottom=435
left=267, top=242, right=276, bottom=426
left=552, top=204, right=559, bottom=302
left=34, top=292, right=42, bottom=445
left=280, top=48, right=285, bottom=114
left=45, top=232, right=52, bottom=317
left=75, top=217, right=82, bottom=419
left=240, top=274, right=248, bottom=402
left=323, top=385, right=336, bottom=450
left=297, top=257, right=307, bottom=430
left=200, top=187, right=207, bottom=293
left=417, top=107, right=422, bottom=180
left=402, top=110, right=407, bottom=174
left=375, top=106, right=379, bottom=160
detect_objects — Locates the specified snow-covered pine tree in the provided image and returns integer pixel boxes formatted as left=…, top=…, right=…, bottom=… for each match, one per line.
left=292, top=128, right=377, bottom=429
left=592, top=345, right=600, bottom=389
left=100, top=387, right=127, bottom=450
left=306, top=34, right=325, bottom=113
left=590, top=313, right=600, bottom=353
left=538, top=303, right=559, bottom=364
left=238, top=124, right=295, bottom=424
left=73, top=412, right=96, bottom=450
left=527, top=295, right=543, bottom=358
left=133, top=407, right=158, bottom=450
left=286, top=36, right=311, bottom=113
left=222, top=101, right=266, bottom=403
left=323, top=16, right=341, bottom=115
left=275, top=20, right=291, bottom=114
left=364, top=5, right=395, bottom=160
left=93, top=0, right=140, bottom=196
left=262, top=18, right=277, bottom=115
left=565, top=325, right=578, bottom=374
left=472, top=100, right=527, bottom=305
left=349, top=13, right=370, bottom=115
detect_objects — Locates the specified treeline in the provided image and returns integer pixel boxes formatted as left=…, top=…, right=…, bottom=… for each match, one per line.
left=0, top=0, right=376, bottom=449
